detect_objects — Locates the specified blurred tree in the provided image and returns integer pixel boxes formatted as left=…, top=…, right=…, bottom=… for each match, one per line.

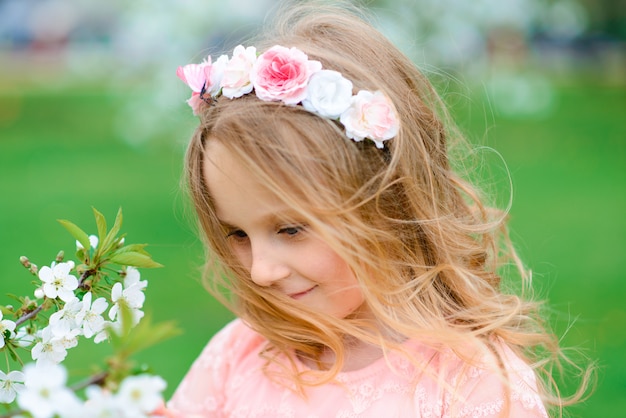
left=577, top=0, right=626, bottom=39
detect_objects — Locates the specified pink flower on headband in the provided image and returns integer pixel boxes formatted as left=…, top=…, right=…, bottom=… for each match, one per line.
left=340, top=90, right=399, bottom=148
left=176, top=55, right=227, bottom=114
left=221, top=45, right=257, bottom=99
left=176, top=63, right=208, bottom=93
left=250, top=45, right=322, bottom=105
left=185, top=94, right=204, bottom=116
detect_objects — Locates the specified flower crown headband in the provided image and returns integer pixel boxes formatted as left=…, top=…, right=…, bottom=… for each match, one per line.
left=177, top=45, right=399, bottom=149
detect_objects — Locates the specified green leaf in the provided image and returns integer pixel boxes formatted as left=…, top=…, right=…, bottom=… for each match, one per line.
left=109, top=252, right=163, bottom=268
left=119, top=299, right=135, bottom=338
left=100, top=208, right=123, bottom=255
left=6, top=294, right=22, bottom=303
left=107, top=322, right=124, bottom=349
left=105, top=300, right=136, bottom=351
left=107, top=308, right=180, bottom=359
left=123, top=314, right=180, bottom=354
left=92, top=207, right=107, bottom=246
left=110, top=243, right=150, bottom=257
left=92, top=207, right=109, bottom=263
left=6, top=344, right=19, bottom=363
left=58, top=219, right=91, bottom=251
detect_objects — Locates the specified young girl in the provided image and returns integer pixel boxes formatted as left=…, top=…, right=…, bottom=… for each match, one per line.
left=165, top=2, right=590, bottom=416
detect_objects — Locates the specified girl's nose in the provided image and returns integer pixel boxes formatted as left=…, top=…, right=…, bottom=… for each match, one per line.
left=249, top=242, right=290, bottom=287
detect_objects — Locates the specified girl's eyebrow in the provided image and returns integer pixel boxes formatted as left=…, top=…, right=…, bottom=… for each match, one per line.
left=217, top=219, right=238, bottom=230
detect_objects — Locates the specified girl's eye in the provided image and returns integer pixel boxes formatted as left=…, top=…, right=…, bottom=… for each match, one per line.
left=226, top=229, right=248, bottom=241
left=278, top=225, right=306, bottom=237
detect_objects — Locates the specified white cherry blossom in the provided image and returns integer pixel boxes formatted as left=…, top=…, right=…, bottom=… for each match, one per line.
left=93, top=319, right=124, bottom=344
left=53, top=328, right=81, bottom=350
left=82, top=385, right=125, bottom=417
left=37, top=261, right=78, bottom=302
left=31, top=327, right=68, bottom=365
left=49, top=296, right=83, bottom=335
left=0, top=311, right=16, bottom=349
left=0, top=370, right=25, bottom=404
left=34, top=287, right=45, bottom=299
left=93, top=331, right=109, bottom=344
left=76, top=234, right=99, bottom=251
left=109, top=281, right=145, bottom=326
left=124, top=266, right=147, bottom=291
left=76, top=292, right=108, bottom=339
left=116, top=374, right=166, bottom=415
left=17, top=363, right=80, bottom=418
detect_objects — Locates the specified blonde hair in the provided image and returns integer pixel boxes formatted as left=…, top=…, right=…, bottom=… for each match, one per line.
left=184, top=0, right=592, bottom=414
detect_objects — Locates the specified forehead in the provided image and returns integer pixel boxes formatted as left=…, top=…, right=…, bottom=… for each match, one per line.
left=203, top=140, right=293, bottom=223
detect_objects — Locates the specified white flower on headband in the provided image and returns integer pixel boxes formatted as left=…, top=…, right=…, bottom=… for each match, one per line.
left=177, top=44, right=400, bottom=147
left=222, top=45, right=257, bottom=99
left=302, top=70, right=353, bottom=119
left=208, top=55, right=229, bottom=95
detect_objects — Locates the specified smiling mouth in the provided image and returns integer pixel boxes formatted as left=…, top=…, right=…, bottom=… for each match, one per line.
left=288, top=286, right=317, bottom=299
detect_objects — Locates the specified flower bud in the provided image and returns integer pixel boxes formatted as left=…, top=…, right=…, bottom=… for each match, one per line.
left=20, top=256, right=31, bottom=268
left=20, top=256, right=39, bottom=275
left=34, top=287, right=45, bottom=299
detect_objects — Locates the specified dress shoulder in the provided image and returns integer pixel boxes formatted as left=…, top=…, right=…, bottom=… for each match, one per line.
left=435, top=341, right=548, bottom=418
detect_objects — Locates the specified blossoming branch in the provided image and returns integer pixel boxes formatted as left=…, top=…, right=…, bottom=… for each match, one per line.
left=0, top=208, right=178, bottom=418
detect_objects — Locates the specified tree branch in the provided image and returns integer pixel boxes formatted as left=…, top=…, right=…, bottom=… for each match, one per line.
left=14, top=304, right=44, bottom=327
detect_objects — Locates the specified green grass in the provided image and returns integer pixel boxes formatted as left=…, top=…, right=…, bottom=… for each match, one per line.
left=0, top=76, right=623, bottom=416
left=454, top=80, right=626, bottom=417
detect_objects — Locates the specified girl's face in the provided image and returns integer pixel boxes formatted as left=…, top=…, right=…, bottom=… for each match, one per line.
left=204, top=141, right=366, bottom=319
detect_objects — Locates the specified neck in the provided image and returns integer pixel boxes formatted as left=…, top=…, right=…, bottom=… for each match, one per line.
left=297, top=306, right=406, bottom=372
left=297, top=334, right=386, bottom=372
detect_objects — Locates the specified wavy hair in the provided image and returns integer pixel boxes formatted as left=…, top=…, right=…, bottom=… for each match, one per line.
left=184, top=1, right=592, bottom=414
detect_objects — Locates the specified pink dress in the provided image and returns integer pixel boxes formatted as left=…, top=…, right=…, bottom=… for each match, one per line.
left=167, top=319, right=548, bottom=417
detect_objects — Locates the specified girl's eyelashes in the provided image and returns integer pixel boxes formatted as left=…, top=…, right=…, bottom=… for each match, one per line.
left=277, top=224, right=307, bottom=237
left=226, top=229, right=248, bottom=241
left=224, top=224, right=308, bottom=240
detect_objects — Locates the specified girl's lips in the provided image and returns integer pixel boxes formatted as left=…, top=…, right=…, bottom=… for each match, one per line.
left=289, top=286, right=317, bottom=299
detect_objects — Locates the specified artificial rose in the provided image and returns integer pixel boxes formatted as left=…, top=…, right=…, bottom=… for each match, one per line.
left=302, top=70, right=353, bottom=119
left=340, top=90, right=399, bottom=148
left=221, top=45, right=257, bottom=99
left=250, top=45, right=322, bottom=105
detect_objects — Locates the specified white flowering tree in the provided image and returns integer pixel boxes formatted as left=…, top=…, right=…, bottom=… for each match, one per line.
left=0, top=208, right=177, bottom=418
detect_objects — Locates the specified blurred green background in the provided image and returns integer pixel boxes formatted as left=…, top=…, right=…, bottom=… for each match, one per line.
left=0, top=0, right=623, bottom=416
